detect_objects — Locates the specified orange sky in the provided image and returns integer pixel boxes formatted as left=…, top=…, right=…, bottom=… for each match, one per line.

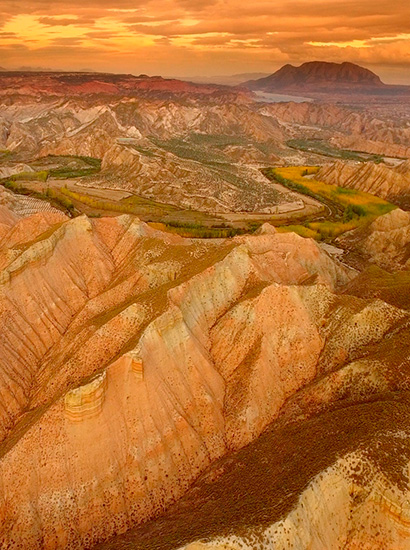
left=0, top=0, right=410, bottom=83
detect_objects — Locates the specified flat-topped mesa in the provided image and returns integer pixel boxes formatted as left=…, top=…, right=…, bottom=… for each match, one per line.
left=64, top=372, right=107, bottom=422
left=0, top=71, right=245, bottom=100
left=244, top=61, right=385, bottom=93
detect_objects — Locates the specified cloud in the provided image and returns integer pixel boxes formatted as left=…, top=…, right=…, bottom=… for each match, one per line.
left=0, top=0, right=408, bottom=82
left=50, top=36, right=84, bottom=45
left=85, top=30, right=121, bottom=39
left=38, top=16, right=95, bottom=26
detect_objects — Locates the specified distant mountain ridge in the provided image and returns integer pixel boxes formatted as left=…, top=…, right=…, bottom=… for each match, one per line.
left=244, top=61, right=385, bottom=92
left=0, top=70, right=248, bottom=100
left=181, top=72, right=271, bottom=86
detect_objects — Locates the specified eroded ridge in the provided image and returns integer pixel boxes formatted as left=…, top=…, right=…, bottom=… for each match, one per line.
left=0, top=204, right=409, bottom=550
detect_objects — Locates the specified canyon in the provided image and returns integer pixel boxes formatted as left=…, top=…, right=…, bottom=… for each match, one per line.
left=0, top=66, right=410, bottom=550
left=0, top=70, right=410, bottom=219
left=0, top=195, right=409, bottom=549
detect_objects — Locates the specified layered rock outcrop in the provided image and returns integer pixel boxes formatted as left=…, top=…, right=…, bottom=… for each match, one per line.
left=0, top=203, right=358, bottom=549
left=64, top=372, right=108, bottom=422
left=0, top=202, right=409, bottom=550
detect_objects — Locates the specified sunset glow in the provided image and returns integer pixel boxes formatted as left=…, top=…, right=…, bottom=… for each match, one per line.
left=0, top=0, right=409, bottom=82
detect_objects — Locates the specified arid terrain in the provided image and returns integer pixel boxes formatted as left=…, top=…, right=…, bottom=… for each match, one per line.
left=1, top=65, right=410, bottom=550
left=1, top=69, right=410, bottom=221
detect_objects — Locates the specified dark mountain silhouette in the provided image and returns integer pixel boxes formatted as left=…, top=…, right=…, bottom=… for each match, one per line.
left=244, top=61, right=385, bottom=92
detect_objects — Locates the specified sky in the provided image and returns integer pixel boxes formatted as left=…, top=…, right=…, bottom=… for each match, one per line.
left=0, top=0, right=410, bottom=83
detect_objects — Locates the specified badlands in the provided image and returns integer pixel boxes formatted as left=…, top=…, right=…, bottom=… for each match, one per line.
left=0, top=183, right=410, bottom=549
left=0, top=66, right=410, bottom=550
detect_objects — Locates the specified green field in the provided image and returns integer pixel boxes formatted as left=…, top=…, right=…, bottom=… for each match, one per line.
left=286, top=139, right=385, bottom=162
left=47, top=156, right=101, bottom=179
left=59, top=188, right=249, bottom=237
left=265, top=166, right=396, bottom=240
left=1, top=152, right=397, bottom=242
left=9, top=170, right=48, bottom=182
left=5, top=155, right=102, bottom=182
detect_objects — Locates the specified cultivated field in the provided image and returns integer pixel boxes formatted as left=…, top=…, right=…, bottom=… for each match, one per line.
left=264, top=166, right=396, bottom=240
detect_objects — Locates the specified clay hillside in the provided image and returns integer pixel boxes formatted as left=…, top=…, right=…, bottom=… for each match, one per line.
left=1, top=65, right=410, bottom=550
left=1, top=72, right=410, bottom=218
left=0, top=190, right=410, bottom=549
left=317, top=160, right=410, bottom=209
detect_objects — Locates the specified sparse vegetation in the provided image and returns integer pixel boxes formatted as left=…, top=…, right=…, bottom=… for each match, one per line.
left=44, top=188, right=75, bottom=212
left=346, top=265, right=410, bottom=310
left=264, top=166, right=396, bottom=241
left=286, top=139, right=386, bottom=162
left=150, top=220, right=247, bottom=239
left=60, top=188, right=245, bottom=237
left=150, top=136, right=268, bottom=193
left=188, top=133, right=249, bottom=148
left=1, top=180, right=75, bottom=214
left=48, top=156, right=101, bottom=179
left=151, top=137, right=228, bottom=164
left=60, top=188, right=136, bottom=213
left=276, top=224, right=319, bottom=240
left=4, top=156, right=102, bottom=182
left=9, top=170, right=48, bottom=182
left=0, top=149, right=12, bottom=160
left=2, top=157, right=395, bottom=243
